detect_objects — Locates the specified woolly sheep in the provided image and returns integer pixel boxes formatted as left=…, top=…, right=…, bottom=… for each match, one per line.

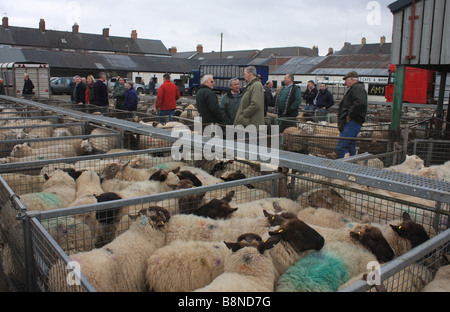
left=275, top=241, right=378, bottom=292
left=10, top=142, right=77, bottom=158
left=100, top=161, right=158, bottom=182
left=231, top=197, right=304, bottom=219
left=296, top=207, right=358, bottom=229
left=422, top=264, right=450, bottom=292
left=89, top=128, right=118, bottom=153
left=146, top=240, right=232, bottom=292
left=0, top=153, right=66, bottom=164
left=48, top=206, right=170, bottom=292
left=194, top=234, right=281, bottom=292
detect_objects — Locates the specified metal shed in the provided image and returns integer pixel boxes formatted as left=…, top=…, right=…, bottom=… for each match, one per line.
left=388, top=0, right=450, bottom=137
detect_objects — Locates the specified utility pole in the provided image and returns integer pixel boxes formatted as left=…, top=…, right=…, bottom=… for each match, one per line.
left=220, top=32, right=223, bottom=60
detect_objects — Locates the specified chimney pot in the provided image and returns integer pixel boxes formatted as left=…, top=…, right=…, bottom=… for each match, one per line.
left=361, top=37, right=366, bottom=46
left=169, top=46, right=177, bottom=54
left=131, top=30, right=137, bottom=40
left=380, top=36, right=386, bottom=46
left=72, top=23, right=79, bottom=35
left=2, top=16, right=8, bottom=29
left=103, top=28, right=110, bottom=38
left=197, top=44, right=203, bottom=54
left=39, top=18, right=45, bottom=33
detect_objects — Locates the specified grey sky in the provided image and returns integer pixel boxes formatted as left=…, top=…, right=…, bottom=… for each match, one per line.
left=1, top=0, right=395, bottom=55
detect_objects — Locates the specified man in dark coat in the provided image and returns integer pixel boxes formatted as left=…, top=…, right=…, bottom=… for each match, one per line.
left=196, top=75, right=222, bottom=124
left=71, top=75, right=86, bottom=109
left=93, top=72, right=109, bottom=113
left=336, top=71, right=368, bottom=159
left=315, top=83, right=335, bottom=122
left=22, top=73, right=34, bottom=100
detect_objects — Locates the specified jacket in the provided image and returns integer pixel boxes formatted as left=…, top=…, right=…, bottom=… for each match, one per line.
left=22, top=79, right=34, bottom=95
left=303, top=87, right=318, bottom=105
left=156, top=80, right=180, bottom=111
left=85, top=83, right=94, bottom=104
left=316, top=89, right=335, bottom=109
left=124, top=87, right=138, bottom=111
left=234, top=78, right=265, bottom=127
left=71, top=82, right=86, bottom=104
left=275, top=84, right=302, bottom=117
left=93, top=80, right=109, bottom=107
left=196, top=85, right=222, bottom=124
left=219, top=90, right=242, bottom=125
left=338, top=82, right=368, bottom=132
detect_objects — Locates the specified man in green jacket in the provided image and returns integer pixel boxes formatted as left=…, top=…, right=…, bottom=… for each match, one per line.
left=336, top=71, right=368, bottom=159
left=274, top=74, right=302, bottom=133
left=219, top=78, right=242, bottom=125
left=112, top=77, right=127, bottom=110
left=234, top=66, right=265, bottom=128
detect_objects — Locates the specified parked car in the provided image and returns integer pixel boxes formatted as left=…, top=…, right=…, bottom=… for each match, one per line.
left=50, top=77, right=73, bottom=95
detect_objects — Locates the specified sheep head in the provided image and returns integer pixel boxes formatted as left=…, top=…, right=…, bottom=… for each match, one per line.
left=350, top=224, right=395, bottom=262
left=100, top=161, right=130, bottom=181
left=149, top=168, right=181, bottom=188
left=176, top=169, right=203, bottom=187
left=263, top=210, right=296, bottom=227
left=80, top=140, right=94, bottom=154
left=268, top=217, right=324, bottom=253
left=10, top=142, right=32, bottom=158
left=192, top=191, right=237, bottom=219
left=128, top=206, right=171, bottom=228
left=224, top=233, right=281, bottom=255
left=389, top=212, right=430, bottom=248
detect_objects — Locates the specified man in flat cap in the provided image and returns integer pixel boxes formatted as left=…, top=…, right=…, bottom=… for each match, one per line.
left=336, top=71, right=368, bottom=158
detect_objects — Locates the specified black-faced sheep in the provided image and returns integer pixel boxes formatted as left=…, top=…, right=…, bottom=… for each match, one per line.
left=48, top=206, right=171, bottom=292
left=194, top=234, right=281, bottom=292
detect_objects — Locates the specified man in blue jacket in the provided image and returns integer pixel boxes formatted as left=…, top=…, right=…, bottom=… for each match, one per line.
left=315, top=83, right=335, bottom=122
left=124, top=82, right=138, bottom=112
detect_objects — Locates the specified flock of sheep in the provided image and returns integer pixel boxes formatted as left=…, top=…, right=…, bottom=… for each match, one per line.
left=0, top=105, right=449, bottom=293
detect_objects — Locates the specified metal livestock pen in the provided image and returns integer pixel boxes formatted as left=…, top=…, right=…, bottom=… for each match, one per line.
left=0, top=95, right=449, bottom=293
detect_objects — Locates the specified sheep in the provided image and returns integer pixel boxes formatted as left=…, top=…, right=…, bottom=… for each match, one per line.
left=387, top=155, right=425, bottom=174
left=89, top=128, right=118, bottom=153
left=275, top=241, right=378, bottom=292
left=296, top=207, right=358, bottom=229
left=422, top=264, right=450, bottom=292
left=265, top=217, right=325, bottom=279
left=231, top=197, right=304, bottom=219
left=165, top=204, right=280, bottom=244
left=181, top=190, right=238, bottom=219
left=146, top=240, right=232, bottom=292
left=48, top=206, right=171, bottom=292
left=0, top=153, right=67, bottom=164
left=194, top=234, right=281, bottom=292
left=10, top=142, right=77, bottom=158
left=100, top=161, right=157, bottom=182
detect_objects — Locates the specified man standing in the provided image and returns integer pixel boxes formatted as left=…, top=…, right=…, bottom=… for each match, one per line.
left=315, top=83, right=335, bottom=122
left=71, top=75, right=86, bottom=109
left=22, top=73, right=34, bottom=100
left=0, top=78, right=5, bottom=95
left=219, top=78, right=242, bottom=125
left=196, top=75, right=222, bottom=124
left=303, top=80, right=318, bottom=118
left=263, top=80, right=274, bottom=116
left=156, top=73, right=180, bottom=123
left=274, top=74, right=302, bottom=133
left=112, top=77, right=127, bottom=110
left=336, top=71, right=368, bottom=159
left=124, top=82, right=138, bottom=112
left=234, top=66, right=265, bottom=128
left=93, top=72, right=109, bottom=113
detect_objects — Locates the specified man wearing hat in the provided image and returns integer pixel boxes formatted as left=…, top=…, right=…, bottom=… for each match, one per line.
left=336, top=71, right=368, bottom=159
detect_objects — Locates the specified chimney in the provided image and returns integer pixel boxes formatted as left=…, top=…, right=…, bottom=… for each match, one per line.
left=312, top=45, right=319, bottom=56
left=380, top=36, right=386, bottom=46
left=39, top=18, right=45, bottom=33
left=327, top=47, right=334, bottom=56
left=169, top=46, right=177, bottom=54
left=361, top=37, right=366, bottom=46
left=131, top=30, right=138, bottom=40
left=72, top=23, right=79, bottom=35
left=197, top=44, right=203, bottom=54
left=2, top=16, right=8, bottom=29
left=103, top=28, right=110, bottom=38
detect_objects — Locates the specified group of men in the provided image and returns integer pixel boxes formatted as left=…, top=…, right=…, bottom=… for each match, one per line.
left=183, top=66, right=367, bottom=159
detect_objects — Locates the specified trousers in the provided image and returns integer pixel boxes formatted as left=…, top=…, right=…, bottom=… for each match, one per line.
left=336, top=120, right=361, bottom=159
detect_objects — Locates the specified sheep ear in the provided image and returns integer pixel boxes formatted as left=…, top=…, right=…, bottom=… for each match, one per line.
left=223, top=191, right=235, bottom=203
left=224, top=241, right=242, bottom=252
left=259, top=235, right=281, bottom=254
left=402, top=212, right=412, bottom=221
left=263, top=210, right=273, bottom=218
left=272, top=202, right=282, bottom=213
left=171, top=167, right=181, bottom=174
left=121, top=161, right=131, bottom=169
left=43, top=173, right=50, bottom=180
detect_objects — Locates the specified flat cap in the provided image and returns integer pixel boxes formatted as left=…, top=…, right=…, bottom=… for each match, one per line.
left=343, top=71, right=359, bottom=80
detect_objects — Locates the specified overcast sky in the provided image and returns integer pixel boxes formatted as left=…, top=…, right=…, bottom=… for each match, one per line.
left=2, top=0, right=395, bottom=56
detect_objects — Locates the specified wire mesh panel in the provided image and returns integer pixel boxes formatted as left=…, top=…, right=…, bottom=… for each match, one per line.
left=410, top=139, right=450, bottom=166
